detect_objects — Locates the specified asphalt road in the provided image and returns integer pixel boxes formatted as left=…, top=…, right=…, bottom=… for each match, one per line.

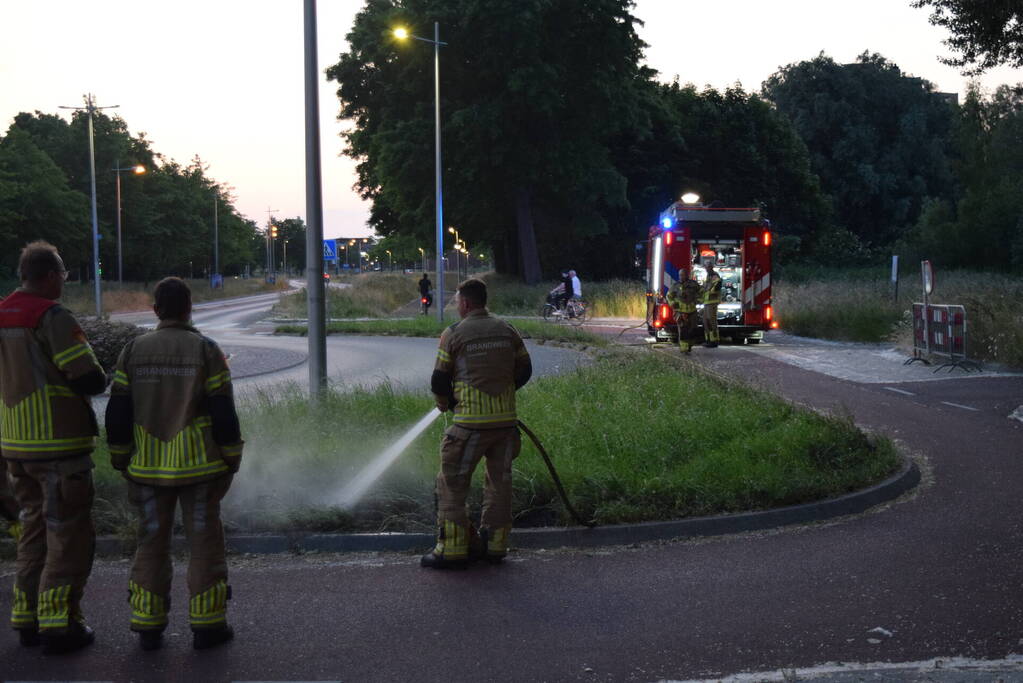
left=3, top=304, right=1022, bottom=682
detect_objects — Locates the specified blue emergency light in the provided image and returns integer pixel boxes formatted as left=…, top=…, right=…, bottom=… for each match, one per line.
left=661, top=217, right=672, bottom=229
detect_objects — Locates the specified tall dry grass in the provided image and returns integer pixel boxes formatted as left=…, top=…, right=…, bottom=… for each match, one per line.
left=53, top=277, right=281, bottom=316
left=774, top=269, right=1023, bottom=368
left=273, top=272, right=423, bottom=319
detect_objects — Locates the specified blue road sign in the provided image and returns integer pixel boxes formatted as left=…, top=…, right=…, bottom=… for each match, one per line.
left=323, top=239, right=337, bottom=261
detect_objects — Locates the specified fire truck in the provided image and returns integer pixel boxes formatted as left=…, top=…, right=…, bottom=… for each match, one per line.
left=646, top=202, right=777, bottom=344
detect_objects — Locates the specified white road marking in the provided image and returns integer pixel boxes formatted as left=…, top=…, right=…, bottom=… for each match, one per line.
left=884, top=387, right=915, bottom=396
left=664, top=654, right=1023, bottom=682
left=941, top=401, right=980, bottom=412
left=1009, top=405, right=1023, bottom=423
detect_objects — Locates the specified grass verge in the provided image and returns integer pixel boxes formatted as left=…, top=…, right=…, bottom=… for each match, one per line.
left=774, top=269, right=1023, bottom=367
left=272, top=273, right=424, bottom=319
left=275, top=317, right=608, bottom=347
left=89, top=350, right=899, bottom=537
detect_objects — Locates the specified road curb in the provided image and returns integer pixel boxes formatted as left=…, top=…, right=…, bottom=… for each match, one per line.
left=89, top=458, right=919, bottom=556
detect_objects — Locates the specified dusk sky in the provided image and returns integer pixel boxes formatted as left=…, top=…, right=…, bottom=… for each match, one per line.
left=2, top=1, right=1019, bottom=239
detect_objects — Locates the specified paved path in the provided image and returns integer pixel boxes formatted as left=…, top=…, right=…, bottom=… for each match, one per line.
left=4, top=313, right=1022, bottom=681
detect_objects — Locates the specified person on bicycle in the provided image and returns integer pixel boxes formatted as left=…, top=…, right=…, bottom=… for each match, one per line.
left=547, top=271, right=572, bottom=313
left=419, top=273, right=433, bottom=314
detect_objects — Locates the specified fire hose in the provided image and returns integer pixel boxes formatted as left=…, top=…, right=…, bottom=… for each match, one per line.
left=517, top=420, right=596, bottom=528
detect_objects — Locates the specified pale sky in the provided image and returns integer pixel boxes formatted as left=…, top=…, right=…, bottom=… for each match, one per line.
left=2, top=1, right=1019, bottom=240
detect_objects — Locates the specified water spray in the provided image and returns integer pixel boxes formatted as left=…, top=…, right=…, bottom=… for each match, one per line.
left=333, top=407, right=441, bottom=508
left=332, top=408, right=596, bottom=529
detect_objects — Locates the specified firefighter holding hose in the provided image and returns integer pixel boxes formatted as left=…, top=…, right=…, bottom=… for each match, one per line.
left=424, top=278, right=532, bottom=569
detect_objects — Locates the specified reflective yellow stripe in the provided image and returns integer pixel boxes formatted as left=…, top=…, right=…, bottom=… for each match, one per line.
left=189, top=580, right=228, bottom=627
left=53, top=343, right=92, bottom=369
left=129, top=580, right=168, bottom=629
left=113, top=370, right=129, bottom=386
left=452, top=381, right=516, bottom=425
left=205, top=371, right=230, bottom=391
left=109, top=444, right=133, bottom=455
left=37, top=584, right=72, bottom=629
left=220, top=443, right=243, bottom=457
left=2, top=435, right=96, bottom=453
left=436, top=349, right=451, bottom=362
left=11, top=585, right=35, bottom=628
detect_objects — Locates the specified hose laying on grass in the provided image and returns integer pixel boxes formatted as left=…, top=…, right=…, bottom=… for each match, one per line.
left=517, top=420, right=596, bottom=528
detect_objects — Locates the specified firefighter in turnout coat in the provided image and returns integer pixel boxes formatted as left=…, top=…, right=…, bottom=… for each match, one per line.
left=667, top=271, right=701, bottom=353
left=701, top=258, right=723, bottom=347
left=0, top=241, right=106, bottom=654
left=423, top=279, right=532, bottom=569
left=105, top=277, right=243, bottom=651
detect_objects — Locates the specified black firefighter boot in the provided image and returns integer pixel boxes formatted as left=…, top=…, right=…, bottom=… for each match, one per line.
left=138, top=629, right=163, bottom=651
left=420, top=521, right=471, bottom=569
left=193, top=624, right=234, bottom=650
left=41, top=618, right=94, bottom=655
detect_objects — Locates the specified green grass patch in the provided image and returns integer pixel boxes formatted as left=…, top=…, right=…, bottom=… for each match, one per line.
left=275, top=316, right=609, bottom=346
left=52, top=277, right=283, bottom=316
left=90, top=351, right=899, bottom=537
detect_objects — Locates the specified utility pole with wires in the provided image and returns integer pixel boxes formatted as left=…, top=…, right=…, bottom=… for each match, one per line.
left=60, top=94, right=118, bottom=316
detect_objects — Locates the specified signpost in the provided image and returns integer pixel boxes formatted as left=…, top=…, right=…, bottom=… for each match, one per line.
left=323, top=239, right=337, bottom=262
left=922, top=260, right=933, bottom=356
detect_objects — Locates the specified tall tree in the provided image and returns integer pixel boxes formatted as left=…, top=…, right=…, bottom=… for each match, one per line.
left=763, top=52, right=956, bottom=247
left=327, top=0, right=647, bottom=282
left=0, top=129, right=90, bottom=278
left=912, top=0, right=1023, bottom=74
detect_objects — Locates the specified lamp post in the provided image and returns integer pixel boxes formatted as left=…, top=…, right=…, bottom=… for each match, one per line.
left=112, top=162, right=145, bottom=285
left=418, top=247, right=425, bottom=273
left=394, top=24, right=447, bottom=321
left=385, top=249, right=392, bottom=272
left=60, top=94, right=118, bottom=316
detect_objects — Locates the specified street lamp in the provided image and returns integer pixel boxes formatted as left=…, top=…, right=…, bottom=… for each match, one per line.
left=418, top=247, right=425, bottom=273
left=394, top=24, right=447, bottom=321
left=385, top=249, right=392, bottom=272
left=112, top=162, right=145, bottom=284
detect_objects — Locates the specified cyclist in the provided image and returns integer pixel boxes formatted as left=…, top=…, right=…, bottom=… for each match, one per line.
left=418, top=273, right=433, bottom=314
left=546, top=270, right=573, bottom=314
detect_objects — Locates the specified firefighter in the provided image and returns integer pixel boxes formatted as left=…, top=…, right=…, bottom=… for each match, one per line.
left=667, top=271, right=701, bottom=353
left=0, top=241, right=106, bottom=654
left=423, top=278, right=532, bottom=569
left=105, top=277, right=243, bottom=651
left=701, top=257, right=723, bottom=348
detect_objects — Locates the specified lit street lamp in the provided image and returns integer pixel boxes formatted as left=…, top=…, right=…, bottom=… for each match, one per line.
left=418, top=247, right=426, bottom=273
left=394, top=24, right=447, bottom=321
left=112, top=162, right=145, bottom=284
left=385, top=249, right=392, bottom=272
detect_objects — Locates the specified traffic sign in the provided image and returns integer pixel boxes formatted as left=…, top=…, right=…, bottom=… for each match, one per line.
left=323, top=239, right=337, bottom=261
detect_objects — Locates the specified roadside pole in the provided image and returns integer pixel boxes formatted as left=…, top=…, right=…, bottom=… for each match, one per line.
left=304, top=0, right=327, bottom=398
left=891, top=254, right=899, bottom=302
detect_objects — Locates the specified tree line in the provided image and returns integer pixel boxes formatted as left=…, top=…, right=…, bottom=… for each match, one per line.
left=330, top=0, right=1023, bottom=281
left=0, top=110, right=264, bottom=283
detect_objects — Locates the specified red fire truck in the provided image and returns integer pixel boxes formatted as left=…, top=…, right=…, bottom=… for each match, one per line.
left=646, top=202, right=777, bottom=344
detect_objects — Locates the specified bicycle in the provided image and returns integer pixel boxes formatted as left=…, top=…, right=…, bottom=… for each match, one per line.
left=540, top=297, right=589, bottom=325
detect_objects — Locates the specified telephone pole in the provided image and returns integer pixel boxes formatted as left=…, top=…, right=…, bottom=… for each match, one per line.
left=60, top=94, right=118, bottom=316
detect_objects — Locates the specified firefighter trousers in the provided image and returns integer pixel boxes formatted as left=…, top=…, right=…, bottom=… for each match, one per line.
left=702, top=304, right=720, bottom=343
left=127, top=474, right=232, bottom=632
left=675, top=312, right=698, bottom=352
left=435, top=425, right=520, bottom=553
left=7, top=456, right=95, bottom=633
